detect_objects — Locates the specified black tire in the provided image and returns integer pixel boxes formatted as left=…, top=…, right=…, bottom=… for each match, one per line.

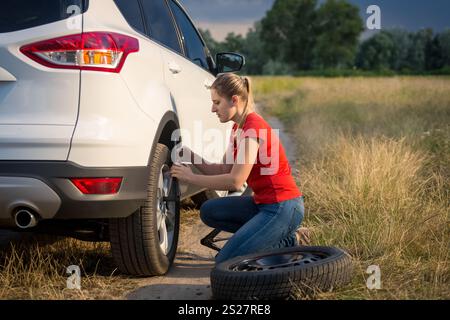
left=109, top=143, right=180, bottom=276
left=211, top=246, right=353, bottom=300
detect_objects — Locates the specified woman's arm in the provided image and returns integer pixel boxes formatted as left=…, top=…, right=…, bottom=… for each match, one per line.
left=179, top=146, right=233, bottom=175
left=171, top=137, right=259, bottom=191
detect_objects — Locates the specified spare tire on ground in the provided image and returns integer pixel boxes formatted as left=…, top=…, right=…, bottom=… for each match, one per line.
left=210, top=246, right=353, bottom=300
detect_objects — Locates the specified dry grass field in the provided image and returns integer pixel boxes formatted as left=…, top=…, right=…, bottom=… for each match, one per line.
left=253, top=76, right=450, bottom=299
left=1, top=76, right=448, bottom=300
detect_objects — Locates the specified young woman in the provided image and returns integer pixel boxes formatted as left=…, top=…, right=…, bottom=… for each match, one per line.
left=170, top=73, right=305, bottom=264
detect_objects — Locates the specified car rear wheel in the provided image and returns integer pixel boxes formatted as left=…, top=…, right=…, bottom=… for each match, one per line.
left=109, top=144, right=180, bottom=276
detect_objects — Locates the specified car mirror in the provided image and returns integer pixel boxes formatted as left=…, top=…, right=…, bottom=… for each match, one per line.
left=215, top=52, right=245, bottom=74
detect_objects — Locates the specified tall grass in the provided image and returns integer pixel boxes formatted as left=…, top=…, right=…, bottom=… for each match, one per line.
left=253, top=76, right=450, bottom=299
left=303, top=136, right=448, bottom=299
left=0, top=237, right=135, bottom=300
left=0, top=204, right=200, bottom=300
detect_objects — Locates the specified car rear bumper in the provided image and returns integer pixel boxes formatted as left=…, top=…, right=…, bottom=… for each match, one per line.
left=0, top=161, right=148, bottom=226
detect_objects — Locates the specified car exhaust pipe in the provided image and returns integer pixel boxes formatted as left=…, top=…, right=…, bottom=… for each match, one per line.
left=14, top=209, right=38, bottom=229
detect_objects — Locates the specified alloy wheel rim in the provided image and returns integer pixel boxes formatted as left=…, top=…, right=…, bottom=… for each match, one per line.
left=156, top=164, right=176, bottom=255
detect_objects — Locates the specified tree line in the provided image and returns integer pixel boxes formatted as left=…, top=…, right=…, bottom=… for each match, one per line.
left=199, top=0, right=450, bottom=75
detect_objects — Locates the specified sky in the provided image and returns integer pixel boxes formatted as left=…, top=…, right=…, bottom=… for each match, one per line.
left=180, top=0, right=450, bottom=41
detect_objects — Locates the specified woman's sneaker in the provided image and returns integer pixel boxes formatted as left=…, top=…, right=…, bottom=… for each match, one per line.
left=295, top=227, right=311, bottom=246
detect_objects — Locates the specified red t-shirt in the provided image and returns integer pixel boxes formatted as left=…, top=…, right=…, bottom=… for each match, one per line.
left=231, top=112, right=302, bottom=204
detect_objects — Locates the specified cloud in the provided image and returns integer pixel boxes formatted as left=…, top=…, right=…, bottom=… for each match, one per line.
left=196, top=20, right=255, bottom=41
left=180, top=0, right=274, bottom=23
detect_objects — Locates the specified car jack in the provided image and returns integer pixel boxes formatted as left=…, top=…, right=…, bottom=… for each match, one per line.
left=200, top=228, right=230, bottom=252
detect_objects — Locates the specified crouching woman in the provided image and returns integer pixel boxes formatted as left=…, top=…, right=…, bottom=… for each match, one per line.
left=170, top=73, right=304, bottom=263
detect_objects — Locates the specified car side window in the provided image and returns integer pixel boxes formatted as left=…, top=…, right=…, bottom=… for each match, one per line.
left=168, top=0, right=209, bottom=70
left=140, top=0, right=182, bottom=54
left=114, top=0, right=146, bottom=35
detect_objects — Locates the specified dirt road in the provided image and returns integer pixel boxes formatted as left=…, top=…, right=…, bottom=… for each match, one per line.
left=125, top=221, right=224, bottom=300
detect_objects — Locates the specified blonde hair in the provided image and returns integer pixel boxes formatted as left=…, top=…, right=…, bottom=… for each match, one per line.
left=211, top=73, right=254, bottom=129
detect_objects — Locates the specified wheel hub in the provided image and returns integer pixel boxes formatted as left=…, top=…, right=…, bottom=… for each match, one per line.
left=156, top=164, right=176, bottom=255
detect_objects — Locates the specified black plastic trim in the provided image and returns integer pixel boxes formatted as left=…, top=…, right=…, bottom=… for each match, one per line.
left=0, top=161, right=148, bottom=219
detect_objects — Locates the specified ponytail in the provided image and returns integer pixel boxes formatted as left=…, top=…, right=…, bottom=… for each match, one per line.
left=238, top=76, right=254, bottom=129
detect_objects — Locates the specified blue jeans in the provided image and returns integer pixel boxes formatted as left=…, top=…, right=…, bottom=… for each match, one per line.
left=200, top=196, right=304, bottom=264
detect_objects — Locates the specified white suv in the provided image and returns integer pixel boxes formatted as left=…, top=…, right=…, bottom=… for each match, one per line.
left=0, top=0, right=244, bottom=276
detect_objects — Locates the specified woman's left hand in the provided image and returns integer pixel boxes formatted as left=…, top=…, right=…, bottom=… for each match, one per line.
left=170, top=163, right=195, bottom=184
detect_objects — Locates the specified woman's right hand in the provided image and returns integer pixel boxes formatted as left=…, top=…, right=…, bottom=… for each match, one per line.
left=170, top=163, right=194, bottom=184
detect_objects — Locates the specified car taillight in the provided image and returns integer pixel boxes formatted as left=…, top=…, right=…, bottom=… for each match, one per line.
left=70, top=178, right=123, bottom=195
left=20, top=32, right=139, bottom=73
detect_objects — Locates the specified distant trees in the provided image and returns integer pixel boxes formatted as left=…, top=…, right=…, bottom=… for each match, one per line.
left=261, top=0, right=318, bottom=70
left=199, top=0, right=450, bottom=75
left=426, top=29, right=450, bottom=70
left=201, top=23, right=272, bottom=75
left=312, top=0, right=363, bottom=69
left=439, top=30, right=450, bottom=66
left=259, top=0, right=363, bottom=70
left=356, top=31, right=396, bottom=71
left=356, top=29, right=450, bottom=72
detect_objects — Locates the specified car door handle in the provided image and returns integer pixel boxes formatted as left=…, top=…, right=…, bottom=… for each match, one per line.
left=204, top=80, right=213, bottom=89
left=168, top=62, right=182, bottom=74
